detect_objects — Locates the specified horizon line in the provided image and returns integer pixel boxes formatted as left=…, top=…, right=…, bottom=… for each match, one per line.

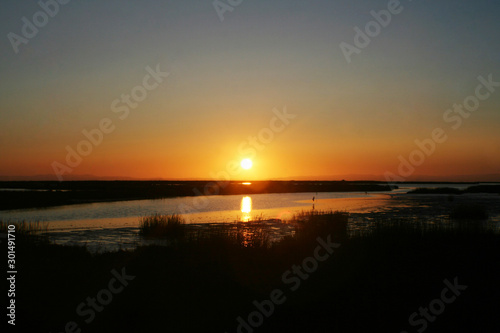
left=1, top=174, right=500, bottom=183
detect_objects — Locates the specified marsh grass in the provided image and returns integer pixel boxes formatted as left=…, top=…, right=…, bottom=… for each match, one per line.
left=0, top=220, right=49, bottom=236
left=289, top=209, right=349, bottom=241
left=12, top=209, right=500, bottom=333
left=138, top=210, right=349, bottom=249
left=181, top=222, right=273, bottom=249
left=139, top=214, right=186, bottom=239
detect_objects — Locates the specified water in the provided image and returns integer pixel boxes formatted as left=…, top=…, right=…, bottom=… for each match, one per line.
left=0, top=191, right=381, bottom=229
left=0, top=190, right=391, bottom=252
left=0, top=183, right=492, bottom=229
left=1, top=183, right=499, bottom=251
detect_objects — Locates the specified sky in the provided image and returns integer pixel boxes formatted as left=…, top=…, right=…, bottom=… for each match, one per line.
left=1, top=0, right=499, bottom=181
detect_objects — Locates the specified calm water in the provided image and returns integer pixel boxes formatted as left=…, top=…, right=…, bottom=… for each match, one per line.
left=1, top=183, right=499, bottom=251
left=0, top=191, right=383, bottom=229
left=0, top=183, right=484, bottom=229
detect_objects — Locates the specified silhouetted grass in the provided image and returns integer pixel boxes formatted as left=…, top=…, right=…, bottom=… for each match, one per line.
left=138, top=210, right=348, bottom=249
left=139, top=214, right=185, bottom=239
left=12, top=210, right=500, bottom=333
left=186, top=223, right=272, bottom=250
left=291, top=209, right=348, bottom=231
left=0, top=220, right=49, bottom=237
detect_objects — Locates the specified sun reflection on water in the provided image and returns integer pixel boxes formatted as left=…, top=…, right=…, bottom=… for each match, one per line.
left=241, top=196, right=252, bottom=222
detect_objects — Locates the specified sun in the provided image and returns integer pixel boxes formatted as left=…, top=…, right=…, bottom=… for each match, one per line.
left=241, top=158, right=253, bottom=170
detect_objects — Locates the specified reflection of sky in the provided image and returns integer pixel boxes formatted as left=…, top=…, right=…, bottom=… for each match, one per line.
left=2, top=186, right=500, bottom=226
left=0, top=191, right=368, bottom=223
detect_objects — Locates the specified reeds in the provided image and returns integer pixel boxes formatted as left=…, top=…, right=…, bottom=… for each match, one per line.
left=289, top=209, right=349, bottom=241
left=0, top=220, right=49, bottom=235
left=138, top=210, right=349, bottom=249
left=12, top=209, right=500, bottom=332
left=139, top=214, right=186, bottom=239
left=191, top=222, right=273, bottom=249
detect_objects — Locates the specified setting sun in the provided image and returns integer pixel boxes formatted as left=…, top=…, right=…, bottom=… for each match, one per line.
left=241, top=159, right=253, bottom=170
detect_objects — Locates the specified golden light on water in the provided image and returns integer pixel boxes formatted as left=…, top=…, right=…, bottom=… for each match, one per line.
left=240, top=196, right=252, bottom=222
left=241, top=196, right=252, bottom=213
left=242, top=182, right=252, bottom=185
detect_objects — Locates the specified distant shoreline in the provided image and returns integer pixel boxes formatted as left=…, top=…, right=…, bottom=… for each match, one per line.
left=0, top=180, right=396, bottom=211
left=1, top=180, right=498, bottom=211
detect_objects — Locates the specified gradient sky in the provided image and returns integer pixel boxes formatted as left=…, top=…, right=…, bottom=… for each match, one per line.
left=1, top=0, right=499, bottom=180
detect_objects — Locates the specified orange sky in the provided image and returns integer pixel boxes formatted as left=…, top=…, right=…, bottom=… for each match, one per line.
left=1, top=1, right=499, bottom=181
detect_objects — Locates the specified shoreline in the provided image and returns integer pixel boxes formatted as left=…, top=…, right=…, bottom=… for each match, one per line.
left=30, top=192, right=500, bottom=252
left=4, top=180, right=498, bottom=211
left=0, top=180, right=395, bottom=211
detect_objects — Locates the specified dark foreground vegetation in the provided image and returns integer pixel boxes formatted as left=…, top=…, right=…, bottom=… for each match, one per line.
left=7, top=211, right=500, bottom=333
left=0, top=180, right=393, bottom=210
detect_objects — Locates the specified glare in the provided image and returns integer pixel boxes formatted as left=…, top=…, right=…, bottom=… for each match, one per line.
left=241, top=158, right=253, bottom=170
left=240, top=196, right=252, bottom=222
left=241, top=196, right=252, bottom=213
